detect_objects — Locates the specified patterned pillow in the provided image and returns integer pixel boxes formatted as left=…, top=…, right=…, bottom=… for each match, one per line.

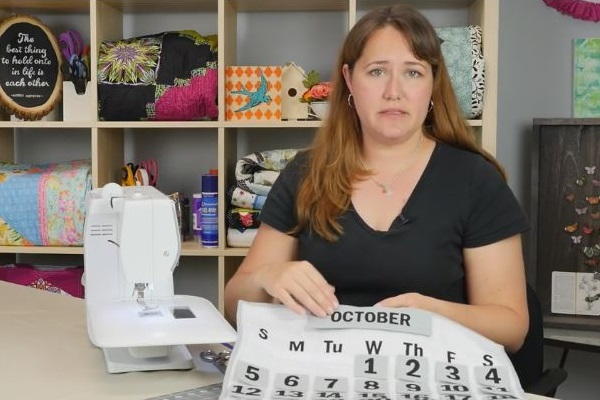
left=97, top=31, right=218, bottom=121
left=435, top=26, right=485, bottom=119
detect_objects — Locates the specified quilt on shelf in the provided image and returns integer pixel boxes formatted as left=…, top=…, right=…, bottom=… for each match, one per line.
left=0, top=160, right=91, bottom=246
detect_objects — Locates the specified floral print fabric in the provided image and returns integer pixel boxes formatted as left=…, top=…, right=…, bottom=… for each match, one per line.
left=226, top=149, right=300, bottom=248
left=0, top=160, right=91, bottom=246
left=98, top=31, right=218, bottom=121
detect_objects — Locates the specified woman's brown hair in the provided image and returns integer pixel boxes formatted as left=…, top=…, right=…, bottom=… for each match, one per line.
left=292, top=4, right=504, bottom=242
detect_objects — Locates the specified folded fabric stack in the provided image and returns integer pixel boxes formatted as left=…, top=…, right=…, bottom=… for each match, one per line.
left=227, top=149, right=299, bottom=247
left=0, top=263, right=85, bottom=298
left=0, top=160, right=92, bottom=246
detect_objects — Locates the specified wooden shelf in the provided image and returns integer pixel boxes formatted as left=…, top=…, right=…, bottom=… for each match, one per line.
left=100, top=0, right=218, bottom=12
left=0, top=121, right=93, bottom=129
left=223, top=247, right=248, bottom=256
left=222, top=120, right=321, bottom=129
left=0, top=246, right=84, bottom=255
left=230, top=0, right=349, bottom=12
left=0, top=120, right=481, bottom=129
left=180, top=241, right=248, bottom=256
left=357, top=0, right=475, bottom=10
left=0, top=120, right=322, bottom=129
left=97, top=121, right=221, bottom=129
left=0, top=0, right=90, bottom=13
left=0, top=243, right=248, bottom=257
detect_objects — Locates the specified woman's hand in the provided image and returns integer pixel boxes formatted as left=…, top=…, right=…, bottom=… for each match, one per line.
left=254, top=260, right=339, bottom=317
left=375, top=292, right=432, bottom=310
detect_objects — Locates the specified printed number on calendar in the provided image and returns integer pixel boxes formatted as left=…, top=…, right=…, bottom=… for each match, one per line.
left=230, top=384, right=262, bottom=397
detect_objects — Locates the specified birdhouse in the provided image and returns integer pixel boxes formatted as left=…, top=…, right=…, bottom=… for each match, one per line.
left=281, top=62, right=309, bottom=120
left=225, top=66, right=282, bottom=121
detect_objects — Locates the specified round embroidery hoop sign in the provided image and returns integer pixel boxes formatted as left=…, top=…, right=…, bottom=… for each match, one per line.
left=0, top=15, right=62, bottom=120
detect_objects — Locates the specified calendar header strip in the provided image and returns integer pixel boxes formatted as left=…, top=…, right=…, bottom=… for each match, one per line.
left=306, top=306, right=432, bottom=336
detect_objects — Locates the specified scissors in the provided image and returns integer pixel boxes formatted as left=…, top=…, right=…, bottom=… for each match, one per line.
left=59, top=30, right=84, bottom=61
left=69, top=54, right=88, bottom=80
left=121, top=163, right=138, bottom=186
left=199, top=349, right=230, bottom=374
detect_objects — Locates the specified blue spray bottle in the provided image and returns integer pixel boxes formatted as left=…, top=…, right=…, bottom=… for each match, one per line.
left=200, top=169, right=218, bottom=248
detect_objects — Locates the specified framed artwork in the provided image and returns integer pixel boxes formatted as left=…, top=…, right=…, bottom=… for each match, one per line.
left=531, top=119, right=600, bottom=330
left=573, top=38, right=600, bottom=118
left=225, top=66, right=282, bottom=121
left=0, top=15, right=62, bottom=120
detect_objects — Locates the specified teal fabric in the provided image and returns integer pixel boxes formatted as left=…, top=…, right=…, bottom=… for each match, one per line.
left=435, top=26, right=483, bottom=118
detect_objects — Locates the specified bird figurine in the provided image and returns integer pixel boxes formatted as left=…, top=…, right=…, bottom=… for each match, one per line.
left=232, top=73, right=272, bottom=112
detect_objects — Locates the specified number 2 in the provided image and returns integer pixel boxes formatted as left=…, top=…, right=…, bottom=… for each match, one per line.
left=406, top=359, right=421, bottom=378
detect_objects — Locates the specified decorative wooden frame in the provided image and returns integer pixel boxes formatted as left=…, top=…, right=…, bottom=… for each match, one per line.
left=531, top=118, right=600, bottom=331
left=0, top=15, right=62, bottom=120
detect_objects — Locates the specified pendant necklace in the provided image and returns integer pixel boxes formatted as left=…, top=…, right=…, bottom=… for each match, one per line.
left=369, top=135, right=424, bottom=196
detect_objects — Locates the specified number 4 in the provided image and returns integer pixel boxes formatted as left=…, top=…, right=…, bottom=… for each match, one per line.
left=485, top=368, right=501, bottom=385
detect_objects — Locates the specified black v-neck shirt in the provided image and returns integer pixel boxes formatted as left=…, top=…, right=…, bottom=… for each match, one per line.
left=259, top=142, right=529, bottom=307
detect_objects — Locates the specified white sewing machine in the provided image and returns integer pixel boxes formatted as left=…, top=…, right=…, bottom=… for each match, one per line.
left=84, top=183, right=236, bottom=373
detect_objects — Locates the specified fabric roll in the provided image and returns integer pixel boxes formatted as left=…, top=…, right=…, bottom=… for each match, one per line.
left=230, top=187, right=267, bottom=210
left=227, top=228, right=258, bottom=248
left=235, top=149, right=299, bottom=196
left=0, top=160, right=92, bottom=246
left=435, top=25, right=485, bottom=119
left=227, top=208, right=261, bottom=233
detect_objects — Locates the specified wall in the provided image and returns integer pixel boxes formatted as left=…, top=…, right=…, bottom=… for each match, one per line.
left=498, top=1, right=600, bottom=399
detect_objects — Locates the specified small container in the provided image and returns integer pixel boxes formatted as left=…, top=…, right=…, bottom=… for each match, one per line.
left=200, top=170, right=218, bottom=248
left=180, top=197, right=190, bottom=240
left=62, top=81, right=93, bottom=122
left=192, top=193, right=203, bottom=244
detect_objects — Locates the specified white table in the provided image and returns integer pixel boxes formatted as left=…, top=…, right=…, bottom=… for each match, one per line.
left=0, top=281, right=555, bottom=399
left=0, top=281, right=221, bottom=400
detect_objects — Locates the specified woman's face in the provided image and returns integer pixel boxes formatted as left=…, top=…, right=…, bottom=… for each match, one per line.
left=343, top=26, right=434, bottom=145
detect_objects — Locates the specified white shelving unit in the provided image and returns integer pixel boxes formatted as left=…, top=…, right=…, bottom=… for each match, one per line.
left=0, top=0, right=499, bottom=311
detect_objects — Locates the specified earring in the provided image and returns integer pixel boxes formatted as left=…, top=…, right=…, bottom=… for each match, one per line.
left=347, top=93, right=354, bottom=108
left=428, top=100, right=434, bottom=113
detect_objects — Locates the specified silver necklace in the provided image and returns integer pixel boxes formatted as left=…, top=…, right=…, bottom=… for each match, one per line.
left=369, top=135, right=424, bottom=196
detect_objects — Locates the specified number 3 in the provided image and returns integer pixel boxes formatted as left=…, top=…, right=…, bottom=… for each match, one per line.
left=445, top=365, right=460, bottom=381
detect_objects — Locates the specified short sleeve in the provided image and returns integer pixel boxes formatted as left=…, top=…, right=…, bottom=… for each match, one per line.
left=463, top=157, right=529, bottom=248
left=258, top=152, right=307, bottom=235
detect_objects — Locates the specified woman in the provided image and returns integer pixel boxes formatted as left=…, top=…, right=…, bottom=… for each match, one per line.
left=225, top=5, right=529, bottom=353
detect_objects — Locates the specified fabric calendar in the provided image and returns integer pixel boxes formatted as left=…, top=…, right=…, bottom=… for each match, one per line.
left=220, top=301, right=525, bottom=400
